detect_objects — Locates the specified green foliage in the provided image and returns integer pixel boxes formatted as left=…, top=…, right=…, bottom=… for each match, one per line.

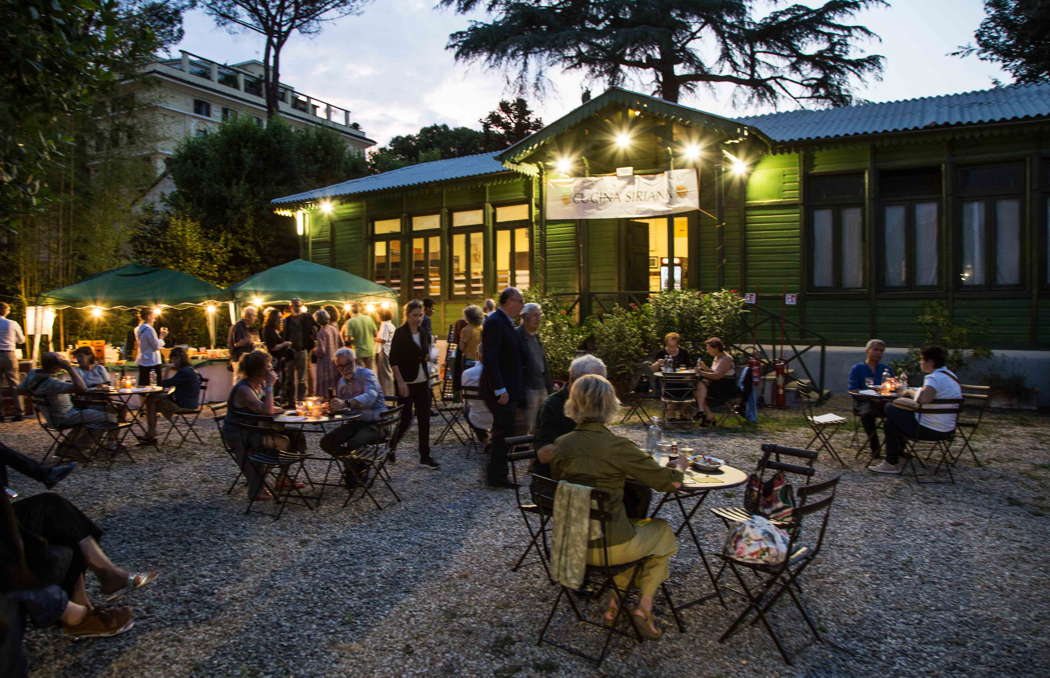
left=590, top=305, right=650, bottom=394
left=131, top=209, right=235, bottom=286
left=523, top=291, right=588, bottom=382
left=369, top=124, right=488, bottom=173
left=647, top=290, right=748, bottom=358
left=955, top=0, right=1050, bottom=84
left=480, top=98, right=544, bottom=150
left=159, top=118, right=366, bottom=282
left=440, top=0, right=886, bottom=105
left=0, top=0, right=186, bottom=224
left=889, top=302, right=993, bottom=376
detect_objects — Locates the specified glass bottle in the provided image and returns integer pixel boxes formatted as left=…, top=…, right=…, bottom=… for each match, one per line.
left=646, top=418, right=664, bottom=457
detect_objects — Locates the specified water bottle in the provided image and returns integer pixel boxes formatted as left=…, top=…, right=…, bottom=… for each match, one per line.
left=149, top=370, right=157, bottom=387
left=646, top=418, right=664, bottom=457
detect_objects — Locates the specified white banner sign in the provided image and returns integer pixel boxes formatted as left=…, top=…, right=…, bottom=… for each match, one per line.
left=546, top=169, right=699, bottom=220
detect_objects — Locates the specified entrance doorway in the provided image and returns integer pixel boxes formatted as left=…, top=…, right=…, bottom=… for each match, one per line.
left=626, top=216, right=690, bottom=291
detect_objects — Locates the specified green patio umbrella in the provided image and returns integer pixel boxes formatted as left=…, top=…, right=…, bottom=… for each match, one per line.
left=225, top=259, right=397, bottom=307
left=38, top=264, right=226, bottom=309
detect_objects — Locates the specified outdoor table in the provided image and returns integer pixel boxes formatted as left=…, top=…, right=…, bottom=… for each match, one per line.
left=649, top=461, right=748, bottom=613
left=85, top=385, right=172, bottom=445
left=272, top=410, right=360, bottom=435
left=848, top=388, right=909, bottom=456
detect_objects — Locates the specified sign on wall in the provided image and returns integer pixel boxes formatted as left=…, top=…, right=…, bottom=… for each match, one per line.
left=546, top=169, right=699, bottom=220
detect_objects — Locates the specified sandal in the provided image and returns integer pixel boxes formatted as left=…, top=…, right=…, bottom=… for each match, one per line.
left=104, top=570, right=158, bottom=602
left=629, top=608, right=663, bottom=640
left=601, top=595, right=620, bottom=626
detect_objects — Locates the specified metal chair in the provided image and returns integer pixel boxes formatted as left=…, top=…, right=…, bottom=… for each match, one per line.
left=505, top=435, right=551, bottom=581
left=459, top=385, right=487, bottom=455
left=160, top=375, right=218, bottom=449
left=342, top=405, right=404, bottom=510
left=709, top=443, right=818, bottom=532
left=209, top=404, right=245, bottom=495
left=659, top=372, right=698, bottom=427
left=718, top=476, right=840, bottom=665
left=32, top=405, right=82, bottom=464
left=796, top=380, right=847, bottom=466
left=618, top=363, right=656, bottom=426
left=237, top=419, right=315, bottom=520
left=952, top=384, right=989, bottom=467
left=432, top=374, right=470, bottom=446
left=900, top=398, right=964, bottom=485
left=532, top=474, right=684, bottom=667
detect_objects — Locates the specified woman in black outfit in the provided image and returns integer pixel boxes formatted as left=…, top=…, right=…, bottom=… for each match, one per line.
left=388, top=300, right=438, bottom=469
left=262, top=307, right=293, bottom=405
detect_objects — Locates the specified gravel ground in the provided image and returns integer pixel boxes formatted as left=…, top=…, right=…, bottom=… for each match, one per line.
left=3, top=395, right=1050, bottom=678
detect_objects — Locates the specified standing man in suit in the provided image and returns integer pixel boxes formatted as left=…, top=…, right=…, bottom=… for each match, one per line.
left=481, top=287, right=526, bottom=489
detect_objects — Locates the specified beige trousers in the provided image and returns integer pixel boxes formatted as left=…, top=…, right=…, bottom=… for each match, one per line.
left=587, top=518, right=677, bottom=597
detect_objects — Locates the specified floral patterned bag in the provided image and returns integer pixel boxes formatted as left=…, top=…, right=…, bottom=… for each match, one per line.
left=723, top=515, right=791, bottom=565
left=743, top=471, right=796, bottom=522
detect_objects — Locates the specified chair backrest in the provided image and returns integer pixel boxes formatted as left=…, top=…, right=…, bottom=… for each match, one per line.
left=460, top=385, right=483, bottom=403
left=506, top=434, right=536, bottom=490
left=375, top=404, right=404, bottom=443
left=960, top=385, right=990, bottom=422
left=530, top=474, right=612, bottom=522
left=790, top=476, right=840, bottom=558
left=757, top=443, right=818, bottom=481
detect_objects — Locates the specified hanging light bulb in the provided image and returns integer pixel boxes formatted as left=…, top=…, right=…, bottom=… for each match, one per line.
left=205, top=305, right=217, bottom=314
left=555, top=156, right=572, bottom=174
left=683, top=144, right=701, bottom=162
left=252, top=297, right=263, bottom=307
left=90, top=307, right=103, bottom=319
left=615, top=131, right=631, bottom=149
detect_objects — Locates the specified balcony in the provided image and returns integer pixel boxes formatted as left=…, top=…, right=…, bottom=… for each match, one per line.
left=158, top=50, right=363, bottom=135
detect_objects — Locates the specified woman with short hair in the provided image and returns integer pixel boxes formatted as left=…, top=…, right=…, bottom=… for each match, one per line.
left=694, top=337, right=739, bottom=425
left=543, top=374, right=683, bottom=639
left=388, top=300, right=439, bottom=469
left=312, top=310, right=341, bottom=397
left=71, top=347, right=110, bottom=388
left=373, top=308, right=397, bottom=397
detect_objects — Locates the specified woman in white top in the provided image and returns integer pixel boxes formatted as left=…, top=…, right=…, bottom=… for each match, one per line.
left=694, top=337, right=739, bottom=425
left=373, top=308, right=397, bottom=396
left=871, top=345, right=962, bottom=474
left=135, top=308, right=167, bottom=386
left=72, top=346, right=111, bottom=387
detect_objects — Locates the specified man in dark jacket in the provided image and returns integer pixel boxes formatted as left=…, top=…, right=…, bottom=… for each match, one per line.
left=481, top=287, right=526, bottom=488
left=283, top=299, right=316, bottom=402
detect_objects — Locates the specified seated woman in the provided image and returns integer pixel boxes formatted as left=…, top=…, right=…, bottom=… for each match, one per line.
left=695, top=337, right=739, bottom=425
left=222, top=350, right=306, bottom=501
left=72, top=347, right=111, bottom=388
left=139, top=347, right=202, bottom=445
left=538, top=374, right=683, bottom=640
left=649, top=332, right=693, bottom=418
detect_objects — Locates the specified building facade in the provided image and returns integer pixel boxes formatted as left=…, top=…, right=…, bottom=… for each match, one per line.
left=119, top=50, right=375, bottom=205
left=273, top=85, right=1050, bottom=357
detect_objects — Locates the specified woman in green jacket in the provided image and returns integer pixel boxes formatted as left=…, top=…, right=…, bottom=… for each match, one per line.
left=540, top=374, right=683, bottom=639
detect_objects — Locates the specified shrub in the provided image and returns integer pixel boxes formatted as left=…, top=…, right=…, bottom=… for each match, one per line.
left=591, top=305, right=650, bottom=395
left=889, top=301, right=992, bottom=377
left=647, top=289, right=748, bottom=357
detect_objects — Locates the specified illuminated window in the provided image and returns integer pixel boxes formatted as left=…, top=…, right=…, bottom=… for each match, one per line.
left=495, top=203, right=530, bottom=289
left=373, top=239, right=401, bottom=295
left=410, top=214, right=441, bottom=297
left=956, top=163, right=1024, bottom=288
left=451, top=209, right=484, bottom=297
left=412, top=214, right=440, bottom=231
left=374, top=218, right=400, bottom=234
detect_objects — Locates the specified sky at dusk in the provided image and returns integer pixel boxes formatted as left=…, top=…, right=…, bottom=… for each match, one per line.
left=172, top=0, right=1012, bottom=148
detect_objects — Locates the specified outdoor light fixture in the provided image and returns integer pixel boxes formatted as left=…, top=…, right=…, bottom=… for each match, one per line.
left=723, top=150, right=748, bottom=176
left=343, top=303, right=352, bottom=312
left=319, top=200, right=334, bottom=215
left=683, top=144, right=701, bottom=161
left=615, top=132, right=631, bottom=149
left=152, top=306, right=163, bottom=316
left=380, top=301, right=391, bottom=309
left=252, top=297, right=263, bottom=307
left=365, top=303, right=375, bottom=314
left=555, top=157, right=573, bottom=174
left=205, top=305, right=216, bottom=314
left=90, top=307, right=103, bottom=318
left=295, top=211, right=306, bottom=236
left=299, top=305, right=307, bottom=313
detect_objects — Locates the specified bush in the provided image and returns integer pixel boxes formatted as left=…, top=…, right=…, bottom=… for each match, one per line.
left=889, top=301, right=992, bottom=377
left=647, top=289, right=748, bottom=357
left=523, top=291, right=588, bottom=382
left=591, top=305, right=650, bottom=395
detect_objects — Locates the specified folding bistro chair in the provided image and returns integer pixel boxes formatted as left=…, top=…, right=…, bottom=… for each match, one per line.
left=718, top=476, right=840, bottom=665
left=432, top=373, right=470, bottom=446
left=900, top=398, right=964, bottom=485
left=953, top=384, right=989, bottom=467
left=161, top=375, right=218, bottom=449
left=659, top=372, right=698, bottom=427
left=32, top=404, right=84, bottom=464
left=709, top=443, right=818, bottom=531
left=459, top=385, right=486, bottom=455
left=796, top=380, right=847, bottom=467
left=505, top=435, right=552, bottom=581
left=342, top=405, right=404, bottom=510
left=236, top=418, right=316, bottom=520
left=618, top=363, right=656, bottom=426
left=532, top=475, right=683, bottom=666
left=209, top=403, right=245, bottom=495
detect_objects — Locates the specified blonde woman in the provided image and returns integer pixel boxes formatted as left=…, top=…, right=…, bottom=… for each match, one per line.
left=539, top=374, right=683, bottom=639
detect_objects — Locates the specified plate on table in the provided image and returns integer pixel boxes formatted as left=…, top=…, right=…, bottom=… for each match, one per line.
left=275, top=415, right=307, bottom=423
left=690, top=455, right=724, bottom=473
left=857, top=389, right=879, bottom=396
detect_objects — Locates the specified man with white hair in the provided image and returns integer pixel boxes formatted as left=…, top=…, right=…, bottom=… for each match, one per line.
left=848, top=338, right=894, bottom=459
left=319, top=348, right=386, bottom=484
left=533, top=354, right=653, bottom=518
left=517, top=302, right=553, bottom=434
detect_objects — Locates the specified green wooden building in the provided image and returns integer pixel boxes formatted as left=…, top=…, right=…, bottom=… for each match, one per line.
left=272, top=84, right=1050, bottom=352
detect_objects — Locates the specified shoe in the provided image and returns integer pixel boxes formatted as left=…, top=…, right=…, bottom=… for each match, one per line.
left=419, top=457, right=440, bottom=470
left=103, top=571, right=159, bottom=602
left=44, top=462, right=77, bottom=489
left=4, top=487, right=17, bottom=500
left=63, top=606, right=134, bottom=639
left=868, top=460, right=903, bottom=474
left=135, top=437, right=159, bottom=447
left=487, top=479, right=519, bottom=490
left=628, top=608, right=663, bottom=640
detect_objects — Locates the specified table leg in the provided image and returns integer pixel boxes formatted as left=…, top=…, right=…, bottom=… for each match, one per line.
left=652, top=489, right=727, bottom=619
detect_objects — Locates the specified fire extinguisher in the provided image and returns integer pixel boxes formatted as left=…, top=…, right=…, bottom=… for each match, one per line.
left=749, top=353, right=761, bottom=390
left=773, top=358, right=787, bottom=408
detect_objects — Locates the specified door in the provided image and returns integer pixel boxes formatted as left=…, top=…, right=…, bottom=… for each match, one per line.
left=624, top=220, right=650, bottom=292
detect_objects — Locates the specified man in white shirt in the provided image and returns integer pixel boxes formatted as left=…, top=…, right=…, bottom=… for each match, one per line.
left=135, top=308, right=167, bottom=386
left=460, top=355, right=492, bottom=439
left=0, top=302, right=27, bottom=420
left=871, top=345, right=962, bottom=474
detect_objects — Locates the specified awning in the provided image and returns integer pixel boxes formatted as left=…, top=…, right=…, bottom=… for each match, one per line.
left=38, top=264, right=226, bottom=309
left=225, top=259, right=398, bottom=306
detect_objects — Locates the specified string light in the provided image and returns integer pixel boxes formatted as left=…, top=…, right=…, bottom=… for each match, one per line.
left=682, top=144, right=701, bottom=161
left=380, top=301, right=391, bottom=309
left=252, top=297, right=263, bottom=307
left=205, top=305, right=217, bottom=314
left=319, top=200, right=334, bottom=215
left=152, top=306, right=163, bottom=316
left=364, top=303, right=375, bottom=314
left=90, top=307, right=103, bottom=318
left=343, top=303, right=352, bottom=312
left=555, top=157, right=572, bottom=174
left=615, top=132, right=631, bottom=149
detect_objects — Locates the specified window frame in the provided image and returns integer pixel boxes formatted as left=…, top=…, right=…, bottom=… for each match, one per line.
left=878, top=198, right=941, bottom=291
left=954, top=162, right=1026, bottom=292
left=371, top=216, right=403, bottom=298
left=449, top=208, right=485, bottom=299
left=408, top=213, right=442, bottom=299
left=806, top=171, right=867, bottom=293
left=493, top=202, right=531, bottom=291
left=193, top=99, right=212, bottom=118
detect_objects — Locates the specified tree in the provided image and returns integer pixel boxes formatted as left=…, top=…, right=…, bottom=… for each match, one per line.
left=954, top=0, right=1050, bottom=84
left=201, top=0, right=369, bottom=119
left=479, top=97, right=544, bottom=150
left=0, top=0, right=187, bottom=226
left=159, top=118, right=367, bottom=283
left=368, top=124, right=488, bottom=173
left=440, top=0, right=886, bottom=106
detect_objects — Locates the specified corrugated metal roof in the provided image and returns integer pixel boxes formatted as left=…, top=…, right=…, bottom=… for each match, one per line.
left=271, top=151, right=510, bottom=205
left=737, top=82, right=1050, bottom=142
